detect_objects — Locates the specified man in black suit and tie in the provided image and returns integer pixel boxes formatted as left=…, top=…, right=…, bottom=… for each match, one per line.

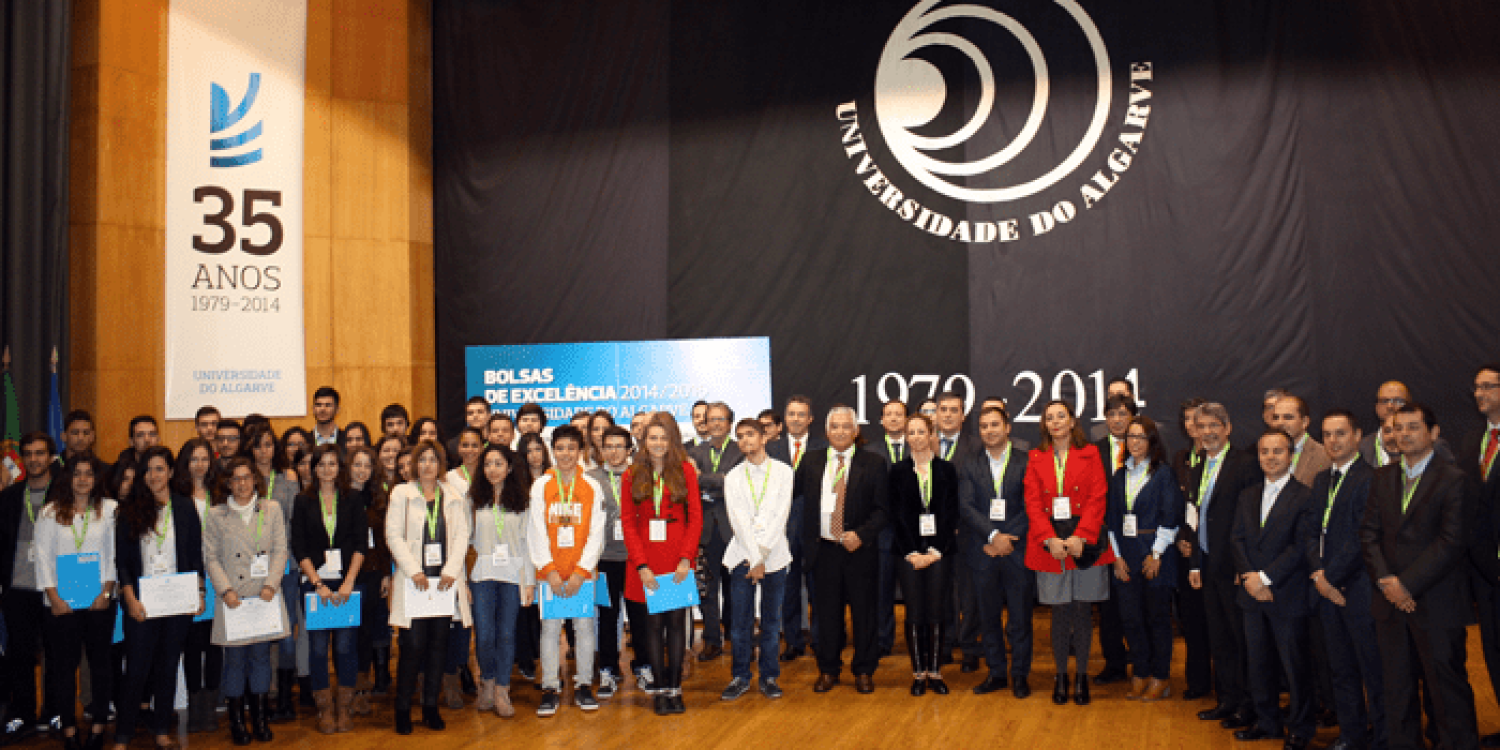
left=1092, top=394, right=1136, bottom=686
left=1188, top=402, right=1264, bottom=730
left=767, top=395, right=824, bottom=661
left=867, top=399, right=909, bottom=657
left=1231, top=429, right=1315, bottom=748
left=1307, top=409, right=1385, bottom=750
left=800, top=405, right=888, bottom=694
left=1360, top=403, right=1480, bottom=750
left=1461, top=364, right=1500, bottom=748
left=687, top=402, right=744, bottom=661
left=959, top=404, right=1034, bottom=698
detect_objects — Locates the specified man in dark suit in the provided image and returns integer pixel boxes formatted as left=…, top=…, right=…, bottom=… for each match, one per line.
left=1231, top=429, right=1315, bottom=748
left=958, top=404, right=1034, bottom=698
left=1360, top=403, right=1480, bottom=750
left=866, top=399, right=908, bottom=657
left=767, top=395, right=824, bottom=661
left=931, top=391, right=985, bottom=671
left=1461, top=364, right=1500, bottom=748
left=0, top=433, right=58, bottom=743
left=1092, top=394, right=1136, bottom=686
left=1188, top=402, right=1263, bottom=730
left=687, top=401, right=744, bottom=661
left=1306, top=409, right=1385, bottom=750
left=799, top=406, right=888, bottom=694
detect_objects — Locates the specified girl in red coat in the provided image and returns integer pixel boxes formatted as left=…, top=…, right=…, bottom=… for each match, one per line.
left=1025, top=400, right=1115, bottom=707
left=619, top=413, right=702, bottom=716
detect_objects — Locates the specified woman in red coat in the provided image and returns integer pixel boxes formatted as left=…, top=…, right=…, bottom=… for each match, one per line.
left=619, top=413, right=702, bottom=716
left=1025, top=400, right=1115, bottom=707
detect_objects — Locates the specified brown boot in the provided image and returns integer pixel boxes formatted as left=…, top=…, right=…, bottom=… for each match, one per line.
left=476, top=678, right=495, bottom=711
left=1126, top=675, right=1147, bottom=700
left=313, top=689, right=335, bottom=734
left=334, top=686, right=355, bottom=732
left=1141, top=677, right=1171, bottom=702
left=442, top=673, right=464, bottom=710
left=493, top=685, right=514, bottom=718
left=350, top=676, right=373, bottom=717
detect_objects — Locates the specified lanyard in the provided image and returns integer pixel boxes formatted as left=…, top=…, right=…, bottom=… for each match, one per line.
left=553, top=469, right=577, bottom=520
left=990, top=446, right=1012, bottom=498
left=153, top=501, right=173, bottom=552
left=1323, top=469, right=1348, bottom=529
left=1189, top=450, right=1201, bottom=469
left=265, top=472, right=276, bottom=501
left=424, top=486, right=443, bottom=539
left=490, top=504, right=506, bottom=547
left=608, top=470, right=621, bottom=502
left=827, top=449, right=850, bottom=486
left=1197, top=445, right=1227, bottom=506
left=1052, top=449, right=1068, bottom=496
left=709, top=442, right=727, bottom=473
left=461, top=465, right=472, bottom=484
left=746, top=463, right=770, bottom=510
left=320, top=491, right=338, bottom=545
left=1401, top=463, right=1422, bottom=513
left=1291, top=436, right=1305, bottom=472
left=1375, top=434, right=1389, bottom=467
left=886, top=435, right=902, bottom=462
left=70, top=506, right=91, bottom=552
left=942, top=436, right=958, bottom=461
left=652, top=473, right=664, bottom=516
left=1125, top=466, right=1149, bottom=513
left=916, top=462, right=932, bottom=509
left=1483, top=429, right=1499, bottom=480
left=24, top=483, right=46, bottom=524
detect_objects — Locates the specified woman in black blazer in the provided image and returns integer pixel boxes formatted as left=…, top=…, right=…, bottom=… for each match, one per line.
left=889, top=413, right=959, bottom=696
left=1105, top=417, right=1185, bottom=702
left=291, top=444, right=368, bottom=734
left=114, top=445, right=205, bottom=750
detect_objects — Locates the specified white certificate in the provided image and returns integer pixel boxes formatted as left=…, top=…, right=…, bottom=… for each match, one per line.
left=404, top=578, right=456, bottom=619
left=139, top=573, right=200, bottom=619
left=224, top=592, right=286, bottom=641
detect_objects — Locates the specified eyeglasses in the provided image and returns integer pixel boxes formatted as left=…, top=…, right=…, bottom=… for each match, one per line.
left=1376, top=398, right=1407, bottom=406
left=1474, top=383, right=1500, bottom=393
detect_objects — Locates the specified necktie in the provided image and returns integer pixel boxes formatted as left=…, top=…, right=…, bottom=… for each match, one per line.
left=830, top=454, right=848, bottom=537
left=1116, top=441, right=1125, bottom=469
left=1402, top=474, right=1418, bottom=512
left=1330, top=468, right=1342, bottom=487
left=1484, top=428, right=1499, bottom=481
left=895, top=442, right=904, bottom=461
left=792, top=440, right=803, bottom=468
left=940, top=437, right=952, bottom=458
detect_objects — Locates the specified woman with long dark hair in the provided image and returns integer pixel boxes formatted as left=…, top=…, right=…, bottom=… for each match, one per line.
left=337, top=422, right=372, bottom=455
left=620, top=413, right=702, bottom=715
left=280, top=428, right=311, bottom=481
left=113, top=445, right=205, bottom=750
left=172, top=439, right=224, bottom=734
left=512, top=431, right=551, bottom=681
left=37, top=455, right=116, bottom=750
left=347, top=446, right=393, bottom=708
left=467, top=444, right=532, bottom=717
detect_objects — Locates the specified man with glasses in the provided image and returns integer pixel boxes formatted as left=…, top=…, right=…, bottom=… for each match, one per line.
left=688, top=402, right=743, bottom=660
left=1360, top=381, right=1454, bottom=466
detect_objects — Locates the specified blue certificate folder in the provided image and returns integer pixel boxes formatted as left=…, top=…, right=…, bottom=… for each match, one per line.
left=539, top=580, right=596, bottom=620
left=304, top=591, right=362, bottom=630
left=645, top=575, right=700, bottom=615
left=57, top=553, right=102, bottom=609
left=595, top=572, right=611, bottom=607
left=196, top=578, right=216, bottom=622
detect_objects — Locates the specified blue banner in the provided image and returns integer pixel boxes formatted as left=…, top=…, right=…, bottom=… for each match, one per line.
left=466, top=337, right=772, bottom=425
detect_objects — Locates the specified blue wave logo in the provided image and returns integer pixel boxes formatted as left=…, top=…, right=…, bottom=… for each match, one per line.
left=209, top=73, right=263, bottom=168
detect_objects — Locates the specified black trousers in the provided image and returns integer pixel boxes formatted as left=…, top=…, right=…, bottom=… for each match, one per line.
left=114, top=613, right=191, bottom=744
left=514, top=603, right=540, bottom=670
left=1202, top=561, right=1248, bottom=712
left=596, top=559, right=628, bottom=676
left=875, top=527, right=896, bottom=651
left=1174, top=558, right=1212, bottom=693
left=1376, top=615, right=1478, bottom=750
left=183, top=619, right=222, bottom=691
left=698, top=502, right=731, bottom=647
left=396, top=618, right=450, bottom=709
left=896, top=556, right=949, bottom=627
left=1097, top=578, right=1128, bottom=673
left=42, top=606, right=114, bottom=730
left=0, top=588, right=46, bottom=721
left=1318, top=586, right=1385, bottom=750
left=1243, top=607, right=1314, bottom=738
left=951, top=554, right=981, bottom=659
left=974, top=554, right=1034, bottom=678
left=812, top=541, right=878, bottom=678
left=633, top=602, right=686, bottom=691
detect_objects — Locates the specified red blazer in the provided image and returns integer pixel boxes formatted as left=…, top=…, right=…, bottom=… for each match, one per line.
left=620, top=461, right=702, bottom=603
left=1023, top=443, right=1115, bottom=573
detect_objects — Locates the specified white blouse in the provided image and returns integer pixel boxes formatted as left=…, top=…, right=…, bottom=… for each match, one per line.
left=35, top=499, right=119, bottom=592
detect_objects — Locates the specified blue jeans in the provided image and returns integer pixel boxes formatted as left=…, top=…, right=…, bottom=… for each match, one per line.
left=278, top=569, right=301, bottom=665
left=729, top=565, right=785, bottom=683
left=471, top=580, right=521, bottom=686
left=303, top=581, right=360, bottom=690
left=222, top=642, right=273, bottom=698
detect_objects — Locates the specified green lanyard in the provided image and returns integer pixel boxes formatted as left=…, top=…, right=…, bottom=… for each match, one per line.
left=652, top=474, right=664, bottom=517
left=461, top=465, right=472, bottom=484
left=490, top=504, right=506, bottom=547
left=828, top=449, right=850, bottom=486
left=1483, top=429, right=1499, bottom=480
left=746, top=463, right=770, bottom=510
left=709, top=442, right=727, bottom=473
left=1375, top=434, right=1389, bottom=467
left=153, top=501, right=173, bottom=553
left=320, top=491, right=338, bottom=545
left=70, top=507, right=91, bottom=552
left=942, top=437, right=958, bottom=462
left=24, top=483, right=46, bottom=524
left=990, top=446, right=1012, bottom=498
left=1052, top=449, right=1068, bottom=495
left=608, top=470, right=622, bottom=502
left=553, top=470, right=576, bottom=519
left=1125, top=466, right=1149, bottom=513
left=1197, top=445, right=1227, bottom=506
left=1322, top=468, right=1348, bottom=529
left=1189, top=450, right=1201, bottom=469
left=1291, top=436, right=1305, bottom=472
left=1400, top=463, right=1422, bottom=513
left=265, top=472, right=276, bottom=501
left=916, top=462, right=932, bottom=509
left=424, top=486, right=443, bottom=539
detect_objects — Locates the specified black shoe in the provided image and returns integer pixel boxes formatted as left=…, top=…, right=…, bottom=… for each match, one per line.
left=394, top=707, right=412, bottom=735
left=1182, top=686, right=1211, bottom=701
left=250, top=695, right=273, bottom=743
left=574, top=686, right=598, bottom=711
left=1283, top=735, right=1311, bottom=750
left=460, top=667, right=478, bottom=697
left=1073, top=675, right=1090, bottom=706
left=973, top=673, right=1008, bottom=695
left=1233, top=726, right=1285, bottom=741
left=698, top=644, right=724, bottom=662
left=780, top=646, right=804, bottom=662
left=421, top=705, right=445, bottom=730
left=721, top=678, right=750, bottom=702
left=668, top=694, right=685, bottom=714
left=297, top=677, right=315, bottom=708
left=1316, top=708, right=1339, bottom=729
left=1012, top=677, right=1031, bottom=699
left=928, top=677, right=950, bottom=695
left=910, top=678, right=926, bottom=697
left=1093, top=667, right=1129, bottom=685
left=759, top=678, right=782, bottom=699
left=653, top=695, right=671, bottom=716
left=536, top=690, right=561, bottom=717
left=1221, top=711, right=1255, bottom=730
left=518, top=665, right=536, bottom=682
left=227, top=698, right=251, bottom=746
left=960, top=655, right=981, bottom=673
left=270, top=670, right=296, bottom=723
left=1198, top=704, right=1236, bottom=721
left=1482, top=732, right=1500, bottom=749
left=1052, top=674, right=1069, bottom=705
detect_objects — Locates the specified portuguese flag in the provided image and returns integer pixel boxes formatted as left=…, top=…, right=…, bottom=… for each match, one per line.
left=2, top=356, right=21, bottom=482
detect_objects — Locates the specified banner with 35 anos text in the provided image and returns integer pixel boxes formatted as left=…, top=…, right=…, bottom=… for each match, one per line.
left=163, top=0, right=307, bottom=419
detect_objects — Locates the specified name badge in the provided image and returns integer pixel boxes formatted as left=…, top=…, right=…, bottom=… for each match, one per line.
left=318, top=549, right=342, bottom=579
left=491, top=544, right=510, bottom=567
left=150, top=553, right=171, bottom=575
left=701, top=492, right=714, bottom=504
left=1052, top=496, right=1072, bottom=521
left=1184, top=503, right=1199, bottom=531
left=557, top=526, right=576, bottom=549
left=1122, top=514, right=1138, bottom=537
left=250, top=553, right=269, bottom=578
left=613, top=519, right=624, bottom=542
left=649, top=519, right=667, bottom=543
left=989, top=498, right=1006, bottom=522
left=26, top=543, right=36, bottom=562
left=424, top=543, right=442, bottom=566
left=919, top=513, right=937, bottom=537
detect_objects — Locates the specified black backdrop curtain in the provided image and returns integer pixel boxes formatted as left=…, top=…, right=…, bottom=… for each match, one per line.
left=435, top=0, right=1500, bottom=444
left=0, top=0, right=71, bottom=433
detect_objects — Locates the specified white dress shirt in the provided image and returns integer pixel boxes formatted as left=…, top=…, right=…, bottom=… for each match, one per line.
left=722, top=456, right=795, bottom=572
left=819, top=447, right=856, bottom=540
left=36, top=500, right=119, bottom=598
left=1254, top=473, right=1292, bottom=586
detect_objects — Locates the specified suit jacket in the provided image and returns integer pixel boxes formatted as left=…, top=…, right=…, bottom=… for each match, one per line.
left=1359, top=432, right=1455, bottom=469
left=1459, top=426, right=1500, bottom=586
left=1359, top=457, right=1475, bottom=627
left=1093, top=435, right=1128, bottom=478
left=1290, top=437, right=1332, bottom=489
left=115, top=493, right=205, bottom=592
left=1231, top=478, right=1313, bottom=616
left=203, top=499, right=290, bottom=645
left=1185, top=446, right=1263, bottom=577
left=1304, top=459, right=1376, bottom=594
left=888, top=457, right=959, bottom=558
left=290, top=490, right=370, bottom=580
left=687, top=438, right=744, bottom=501
left=0, top=481, right=34, bottom=589
left=1105, top=462, right=1186, bottom=584
left=1023, top=443, right=1115, bottom=572
left=797, top=447, right=888, bottom=568
left=957, top=444, right=1029, bottom=571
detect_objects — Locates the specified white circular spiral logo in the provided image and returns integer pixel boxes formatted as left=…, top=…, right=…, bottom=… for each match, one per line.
left=874, top=0, right=1112, bottom=203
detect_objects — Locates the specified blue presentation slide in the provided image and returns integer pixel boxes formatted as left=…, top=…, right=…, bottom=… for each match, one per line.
left=466, top=337, right=772, bottom=426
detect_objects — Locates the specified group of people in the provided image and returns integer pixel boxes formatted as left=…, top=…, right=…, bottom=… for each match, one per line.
left=3, top=370, right=1500, bottom=750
